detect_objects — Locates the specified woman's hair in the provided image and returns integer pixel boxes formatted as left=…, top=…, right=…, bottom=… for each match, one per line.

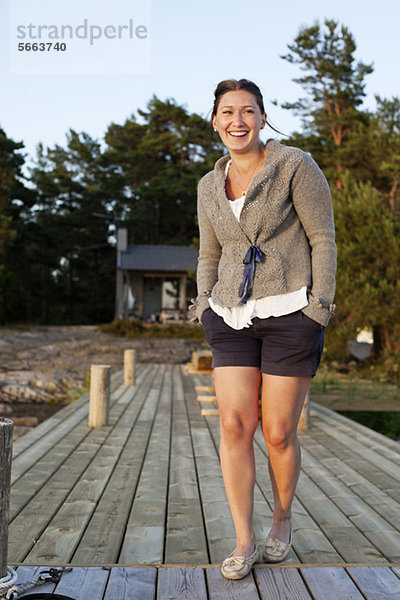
left=212, top=78, right=283, bottom=135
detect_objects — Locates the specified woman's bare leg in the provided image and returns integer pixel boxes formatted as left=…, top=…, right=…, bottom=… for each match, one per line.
left=214, top=366, right=261, bottom=556
left=261, top=374, right=311, bottom=542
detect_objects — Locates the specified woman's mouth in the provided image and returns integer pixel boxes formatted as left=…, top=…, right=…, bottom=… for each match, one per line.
left=228, top=131, right=249, bottom=138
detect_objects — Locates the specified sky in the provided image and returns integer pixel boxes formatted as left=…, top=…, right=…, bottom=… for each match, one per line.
left=1, top=0, right=400, bottom=169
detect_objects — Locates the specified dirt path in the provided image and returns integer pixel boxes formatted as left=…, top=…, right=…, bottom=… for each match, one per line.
left=0, top=325, right=207, bottom=438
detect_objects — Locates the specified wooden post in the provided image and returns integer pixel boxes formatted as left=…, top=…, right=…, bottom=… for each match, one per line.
left=298, top=390, right=310, bottom=430
left=0, top=418, right=14, bottom=578
left=88, top=365, right=111, bottom=428
left=124, top=349, right=136, bottom=386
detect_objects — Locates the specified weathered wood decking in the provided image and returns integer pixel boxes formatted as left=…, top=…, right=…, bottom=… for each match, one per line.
left=13, top=564, right=400, bottom=599
left=6, top=362, right=400, bottom=597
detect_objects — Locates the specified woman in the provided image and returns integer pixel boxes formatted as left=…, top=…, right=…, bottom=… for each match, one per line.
left=189, top=78, right=336, bottom=580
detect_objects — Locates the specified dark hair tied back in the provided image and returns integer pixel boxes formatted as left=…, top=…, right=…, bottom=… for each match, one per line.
left=212, top=78, right=283, bottom=136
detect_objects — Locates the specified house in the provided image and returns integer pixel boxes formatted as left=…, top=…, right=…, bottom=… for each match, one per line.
left=115, top=234, right=198, bottom=321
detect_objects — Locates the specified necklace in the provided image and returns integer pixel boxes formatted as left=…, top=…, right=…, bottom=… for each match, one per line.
left=230, top=148, right=265, bottom=198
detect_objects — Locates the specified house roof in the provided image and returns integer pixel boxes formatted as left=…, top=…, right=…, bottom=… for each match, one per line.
left=118, top=244, right=198, bottom=272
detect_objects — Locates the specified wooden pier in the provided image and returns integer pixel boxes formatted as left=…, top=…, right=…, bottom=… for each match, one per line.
left=6, top=363, right=400, bottom=598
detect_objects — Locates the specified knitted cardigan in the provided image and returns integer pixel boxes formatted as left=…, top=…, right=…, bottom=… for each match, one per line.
left=189, top=139, right=337, bottom=327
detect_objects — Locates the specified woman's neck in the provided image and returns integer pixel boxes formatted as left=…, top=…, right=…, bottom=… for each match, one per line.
left=229, top=144, right=265, bottom=176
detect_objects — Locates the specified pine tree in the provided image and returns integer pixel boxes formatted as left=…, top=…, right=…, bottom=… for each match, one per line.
left=279, top=19, right=373, bottom=184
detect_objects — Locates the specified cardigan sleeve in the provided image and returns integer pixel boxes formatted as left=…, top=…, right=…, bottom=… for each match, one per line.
left=291, top=152, right=337, bottom=326
left=188, top=178, right=222, bottom=324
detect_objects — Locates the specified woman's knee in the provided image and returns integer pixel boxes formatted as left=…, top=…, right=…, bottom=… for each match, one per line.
left=263, top=424, right=296, bottom=451
left=220, top=411, right=258, bottom=441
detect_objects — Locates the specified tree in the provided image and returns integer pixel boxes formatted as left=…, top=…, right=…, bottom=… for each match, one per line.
left=29, top=130, right=117, bottom=323
left=332, top=173, right=400, bottom=355
left=104, top=96, right=223, bottom=244
left=367, top=96, right=400, bottom=215
left=278, top=19, right=373, bottom=184
left=0, top=128, right=37, bottom=322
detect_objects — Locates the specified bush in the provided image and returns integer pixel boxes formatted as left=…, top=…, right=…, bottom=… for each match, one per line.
left=99, top=318, right=205, bottom=340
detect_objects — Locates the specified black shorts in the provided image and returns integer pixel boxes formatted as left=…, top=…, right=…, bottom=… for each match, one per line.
left=201, top=308, right=325, bottom=377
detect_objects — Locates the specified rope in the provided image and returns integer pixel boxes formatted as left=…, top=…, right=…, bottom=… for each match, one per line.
left=0, top=567, right=17, bottom=598
left=0, top=567, right=75, bottom=600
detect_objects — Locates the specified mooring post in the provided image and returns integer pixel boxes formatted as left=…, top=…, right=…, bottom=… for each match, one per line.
left=124, top=349, right=136, bottom=386
left=0, top=418, right=14, bottom=578
left=298, top=390, right=310, bottom=430
left=88, top=365, right=111, bottom=428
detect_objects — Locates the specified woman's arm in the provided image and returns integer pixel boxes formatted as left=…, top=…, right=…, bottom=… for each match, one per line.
left=189, top=180, right=222, bottom=324
left=291, top=152, right=337, bottom=326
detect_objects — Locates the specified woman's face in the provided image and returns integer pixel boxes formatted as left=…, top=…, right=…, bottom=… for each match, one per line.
left=212, top=90, right=266, bottom=154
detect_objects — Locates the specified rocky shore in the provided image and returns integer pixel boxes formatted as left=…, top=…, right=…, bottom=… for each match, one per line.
left=0, top=325, right=207, bottom=439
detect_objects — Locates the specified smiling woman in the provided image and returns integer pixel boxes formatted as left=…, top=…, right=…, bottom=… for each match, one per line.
left=189, top=77, right=336, bottom=580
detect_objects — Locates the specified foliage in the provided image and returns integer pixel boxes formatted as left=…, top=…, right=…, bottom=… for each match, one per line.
left=104, top=95, right=224, bottom=244
left=331, top=172, right=400, bottom=355
left=279, top=19, right=373, bottom=183
left=99, top=318, right=205, bottom=339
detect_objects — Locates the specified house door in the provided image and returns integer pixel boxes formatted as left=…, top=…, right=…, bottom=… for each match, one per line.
left=143, top=277, right=162, bottom=320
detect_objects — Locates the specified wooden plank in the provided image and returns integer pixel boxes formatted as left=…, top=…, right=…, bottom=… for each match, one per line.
left=10, top=403, right=92, bottom=485
left=12, top=371, right=124, bottom=459
left=10, top=423, right=92, bottom=519
left=201, top=409, right=220, bottom=416
left=157, top=568, right=208, bottom=600
left=301, top=566, right=365, bottom=600
left=306, top=427, right=400, bottom=503
left=164, top=368, right=209, bottom=564
left=17, top=565, right=57, bottom=597
left=253, top=428, right=343, bottom=565
left=313, top=420, right=400, bottom=484
left=72, top=365, right=167, bottom=564
left=392, top=566, right=400, bottom=578
left=207, top=567, right=260, bottom=599
left=197, top=395, right=217, bottom=402
left=10, top=370, right=133, bottom=485
left=347, top=566, right=400, bottom=600
left=8, top=368, right=153, bottom=562
left=54, top=566, right=109, bottom=600
left=300, top=433, right=400, bottom=530
left=118, top=366, right=172, bottom=564
left=311, top=401, right=400, bottom=455
left=103, top=567, right=157, bottom=600
left=19, top=368, right=157, bottom=564
left=8, top=428, right=112, bottom=562
left=195, top=386, right=215, bottom=393
left=295, top=469, right=387, bottom=563
left=314, top=406, right=400, bottom=465
left=301, top=445, right=400, bottom=560
left=254, top=567, right=313, bottom=600
left=182, top=373, right=236, bottom=564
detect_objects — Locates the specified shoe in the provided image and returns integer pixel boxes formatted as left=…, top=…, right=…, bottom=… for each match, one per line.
left=221, top=546, right=259, bottom=580
left=262, top=523, right=293, bottom=563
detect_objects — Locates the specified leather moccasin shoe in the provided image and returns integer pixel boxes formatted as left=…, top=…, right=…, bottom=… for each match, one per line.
left=221, top=546, right=259, bottom=580
left=262, top=525, right=292, bottom=563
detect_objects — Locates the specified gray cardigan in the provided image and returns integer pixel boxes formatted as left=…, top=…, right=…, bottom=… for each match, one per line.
left=190, top=139, right=337, bottom=327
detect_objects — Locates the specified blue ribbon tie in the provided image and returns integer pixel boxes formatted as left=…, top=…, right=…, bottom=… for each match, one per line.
left=238, top=244, right=264, bottom=304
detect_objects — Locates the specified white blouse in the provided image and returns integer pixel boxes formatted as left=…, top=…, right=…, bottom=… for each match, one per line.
left=208, top=160, right=308, bottom=330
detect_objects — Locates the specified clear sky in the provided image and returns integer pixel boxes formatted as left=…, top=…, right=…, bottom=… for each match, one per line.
left=1, top=0, right=399, bottom=168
